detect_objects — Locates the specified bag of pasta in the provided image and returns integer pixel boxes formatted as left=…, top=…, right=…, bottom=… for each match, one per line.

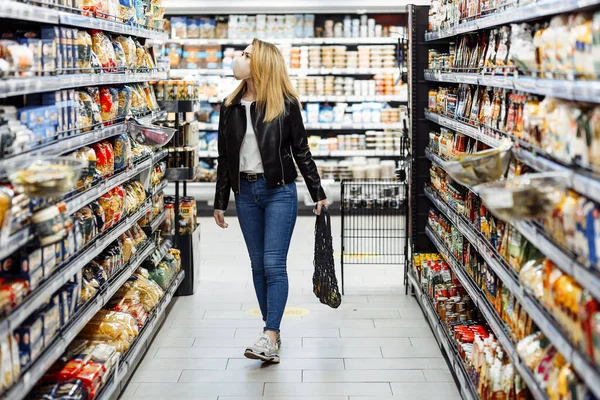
left=113, top=36, right=137, bottom=69
left=91, top=30, right=116, bottom=72
left=128, top=269, right=164, bottom=311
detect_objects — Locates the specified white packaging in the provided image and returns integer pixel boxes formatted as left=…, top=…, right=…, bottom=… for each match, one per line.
left=362, top=103, right=372, bottom=123
left=228, top=15, right=238, bottom=39
left=256, top=14, right=267, bottom=38
left=306, top=103, right=320, bottom=124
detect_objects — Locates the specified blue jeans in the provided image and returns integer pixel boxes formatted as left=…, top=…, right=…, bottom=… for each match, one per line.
left=235, top=178, right=298, bottom=333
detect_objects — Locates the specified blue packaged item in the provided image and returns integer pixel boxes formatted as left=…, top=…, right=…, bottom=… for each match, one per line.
left=40, top=26, right=63, bottom=74
left=14, top=314, right=43, bottom=367
left=18, top=248, right=44, bottom=292
left=187, top=18, right=200, bottom=38
left=17, top=38, right=42, bottom=74
left=60, top=28, right=73, bottom=74
left=42, top=297, right=60, bottom=345
left=43, top=244, right=57, bottom=276
left=119, top=0, right=136, bottom=25
left=42, top=92, right=64, bottom=132
left=205, top=132, right=218, bottom=151
left=19, top=105, right=58, bottom=130
left=171, top=17, right=188, bottom=38
left=117, top=86, right=132, bottom=119
left=318, top=105, right=334, bottom=123
left=210, top=110, right=220, bottom=125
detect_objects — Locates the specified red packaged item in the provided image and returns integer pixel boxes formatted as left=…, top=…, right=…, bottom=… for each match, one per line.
left=99, top=87, right=117, bottom=125
left=111, top=185, right=125, bottom=224
left=74, top=361, right=105, bottom=399
left=0, top=279, right=29, bottom=315
left=92, top=143, right=109, bottom=176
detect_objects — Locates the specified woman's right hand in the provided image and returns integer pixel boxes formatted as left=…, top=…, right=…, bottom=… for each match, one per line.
left=214, top=209, right=228, bottom=229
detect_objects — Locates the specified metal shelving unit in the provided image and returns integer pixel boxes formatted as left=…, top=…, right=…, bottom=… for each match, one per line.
left=407, top=271, right=478, bottom=400
left=96, top=270, right=184, bottom=400
left=423, top=185, right=600, bottom=399
left=167, top=37, right=401, bottom=45
left=423, top=110, right=600, bottom=205
left=0, top=71, right=167, bottom=99
left=0, top=1, right=168, bottom=40
left=424, top=70, right=600, bottom=103
left=197, top=94, right=407, bottom=104
left=3, top=237, right=156, bottom=400
left=0, top=5, right=179, bottom=398
left=171, top=67, right=402, bottom=77
left=424, top=0, right=600, bottom=41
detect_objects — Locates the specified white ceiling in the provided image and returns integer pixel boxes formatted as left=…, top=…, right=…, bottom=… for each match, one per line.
left=164, top=0, right=429, bottom=14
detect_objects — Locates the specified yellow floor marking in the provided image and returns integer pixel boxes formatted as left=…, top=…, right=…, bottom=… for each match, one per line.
left=247, top=307, right=311, bottom=318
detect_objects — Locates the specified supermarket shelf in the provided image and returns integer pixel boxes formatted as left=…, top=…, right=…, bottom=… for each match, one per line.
left=0, top=1, right=168, bottom=40
left=0, top=70, right=167, bottom=99
left=146, top=240, right=173, bottom=269
left=198, top=93, right=408, bottom=103
left=0, top=0, right=58, bottom=23
left=157, top=100, right=200, bottom=113
left=0, top=110, right=165, bottom=179
left=424, top=110, right=600, bottom=204
left=165, top=165, right=200, bottom=181
left=221, top=122, right=412, bottom=131
left=424, top=183, right=600, bottom=398
left=424, top=225, right=549, bottom=400
left=143, top=210, right=168, bottom=235
left=0, top=200, right=152, bottom=344
left=198, top=149, right=399, bottom=158
left=149, top=179, right=169, bottom=198
left=425, top=0, right=600, bottom=41
left=0, top=227, right=34, bottom=265
left=59, top=12, right=168, bottom=40
left=64, top=157, right=153, bottom=215
left=424, top=110, right=498, bottom=147
left=424, top=70, right=600, bottom=103
left=3, top=239, right=156, bottom=400
left=171, top=67, right=401, bottom=77
left=197, top=123, right=219, bottom=131
left=426, top=148, right=600, bottom=301
left=167, top=37, right=400, bottom=45
left=407, top=271, right=477, bottom=400
left=151, top=148, right=169, bottom=165
left=96, top=270, right=184, bottom=400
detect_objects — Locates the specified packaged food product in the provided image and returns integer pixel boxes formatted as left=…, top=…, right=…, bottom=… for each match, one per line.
left=113, top=36, right=137, bottom=68
left=118, top=0, right=136, bottom=25
left=112, top=40, right=126, bottom=69
left=99, top=87, right=118, bottom=125
left=89, top=201, right=106, bottom=235
left=117, top=86, right=132, bottom=119
left=76, top=90, right=101, bottom=131
left=76, top=31, right=92, bottom=73
left=91, top=30, right=116, bottom=72
left=112, top=133, right=132, bottom=170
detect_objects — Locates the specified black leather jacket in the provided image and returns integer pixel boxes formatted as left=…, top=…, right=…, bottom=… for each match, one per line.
left=214, top=93, right=327, bottom=211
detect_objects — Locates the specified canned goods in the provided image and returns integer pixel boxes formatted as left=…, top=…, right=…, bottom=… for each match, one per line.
left=179, top=196, right=196, bottom=235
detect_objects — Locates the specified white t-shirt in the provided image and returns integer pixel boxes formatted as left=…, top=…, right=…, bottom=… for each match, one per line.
left=239, top=99, right=264, bottom=173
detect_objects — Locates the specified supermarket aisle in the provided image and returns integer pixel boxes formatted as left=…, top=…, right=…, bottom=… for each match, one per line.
left=123, top=216, right=460, bottom=400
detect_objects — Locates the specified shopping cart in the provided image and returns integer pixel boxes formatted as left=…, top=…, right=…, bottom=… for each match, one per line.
left=340, top=178, right=409, bottom=294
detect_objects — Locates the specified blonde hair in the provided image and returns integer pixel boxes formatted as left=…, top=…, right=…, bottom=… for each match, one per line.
left=225, top=38, right=300, bottom=122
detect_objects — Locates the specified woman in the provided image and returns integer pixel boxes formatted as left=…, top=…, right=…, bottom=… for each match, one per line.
left=213, top=38, right=329, bottom=363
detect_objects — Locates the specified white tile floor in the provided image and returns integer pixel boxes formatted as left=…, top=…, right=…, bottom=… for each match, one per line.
left=123, top=216, right=461, bottom=400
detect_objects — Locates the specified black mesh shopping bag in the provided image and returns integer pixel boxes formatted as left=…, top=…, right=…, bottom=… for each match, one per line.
left=313, top=208, right=342, bottom=308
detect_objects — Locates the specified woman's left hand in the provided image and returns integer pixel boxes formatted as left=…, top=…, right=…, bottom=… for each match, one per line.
left=315, top=199, right=329, bottom=215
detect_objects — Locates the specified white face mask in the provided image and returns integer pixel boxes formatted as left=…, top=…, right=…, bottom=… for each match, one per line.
left=233, top=56, right=251, bottom=80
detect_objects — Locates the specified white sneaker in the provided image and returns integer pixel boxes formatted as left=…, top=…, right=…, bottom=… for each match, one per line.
left=244, top=333, right=280, bottom=363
